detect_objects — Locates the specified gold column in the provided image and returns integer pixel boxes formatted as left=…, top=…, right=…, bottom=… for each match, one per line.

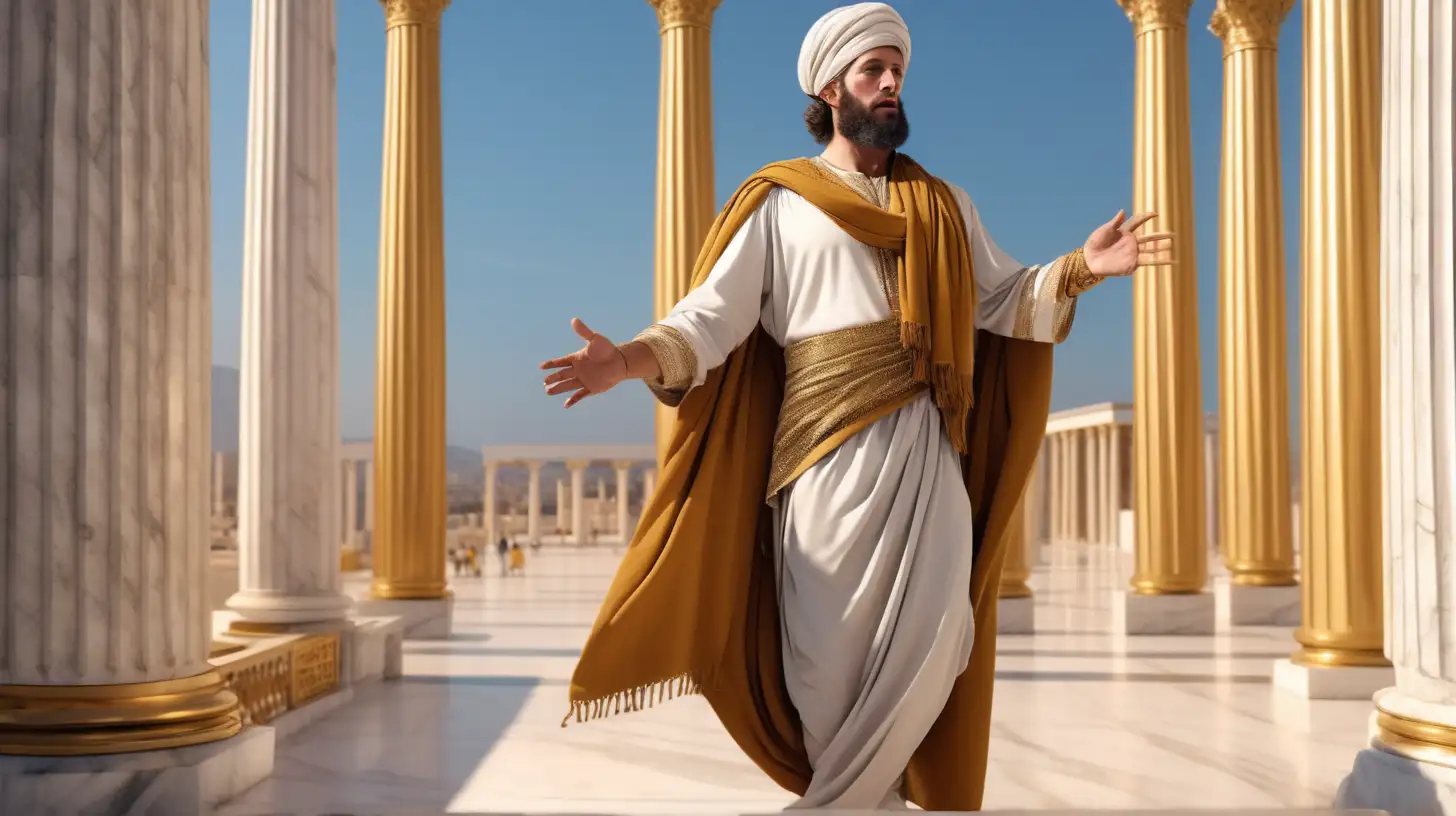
left=372, top=0, right=450, bottom=600
left=999, top=483, right=1035, bottom=599
left=648, top=0, right=722, bottom=466
left=1120, top=0, right=1206, bottom=594
left=1210, top=0, right=1297, bottom=587
left=1292, top=0, right=1385, bottom=668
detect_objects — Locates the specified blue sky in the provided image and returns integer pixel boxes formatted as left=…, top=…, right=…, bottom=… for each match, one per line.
left=208, top=0, right=1304, bottom=448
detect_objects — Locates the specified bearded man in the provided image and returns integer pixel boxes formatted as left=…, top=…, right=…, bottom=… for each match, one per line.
left=540, top=3, right=1174, bottom=810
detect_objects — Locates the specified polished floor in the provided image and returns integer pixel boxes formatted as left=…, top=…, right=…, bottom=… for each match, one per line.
left=217, top=542, right=1374, bottom=814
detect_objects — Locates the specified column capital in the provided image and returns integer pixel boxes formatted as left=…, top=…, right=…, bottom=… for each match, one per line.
left=382, top=0, right=449, bottom=29
left=1118, top=0, right=1194, bottom=35
left=565, top=459, right=593, bottom=471
left=524, top=459, right=545, bottom=473
left=612, top=460, right=637, bottom=471
left=647, top=0, right=722, bottom=33
left=1208, top=0, right=1292, bottom=54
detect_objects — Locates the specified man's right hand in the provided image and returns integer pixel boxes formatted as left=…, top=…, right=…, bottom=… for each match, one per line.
left=540, top=318, right=628, bottom=408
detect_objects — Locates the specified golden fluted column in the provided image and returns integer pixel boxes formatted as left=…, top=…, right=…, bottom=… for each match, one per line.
left=1120, top=0, right=1207, bottom=595
left=1275, top=0, right=1388, bottom=692
left=1210, top=0, right=1297, bottom=590
left=370, top=0, right=450, bottom=603
left=648, top=0, right=722, bottom=466
left=1115, top=0, right=1213, bottom=633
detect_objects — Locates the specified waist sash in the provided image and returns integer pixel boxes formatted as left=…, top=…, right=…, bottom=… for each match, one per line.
left=767, top=318, right=928, bottom=504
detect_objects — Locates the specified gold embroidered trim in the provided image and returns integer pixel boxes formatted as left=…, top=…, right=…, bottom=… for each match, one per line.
left=1062, top=247, right=1102, bottom=298
left=767, top=318, right=927, bottom=503
left=634, top=324, right=697, bottom=397
left=1014, top=266, right=1040, bottom=340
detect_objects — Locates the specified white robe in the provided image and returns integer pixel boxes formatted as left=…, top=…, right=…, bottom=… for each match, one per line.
left=651, top=158, right=1074, bottom=810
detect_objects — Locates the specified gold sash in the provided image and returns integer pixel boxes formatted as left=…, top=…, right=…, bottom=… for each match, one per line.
left=767, top=318, right=926, bottom=502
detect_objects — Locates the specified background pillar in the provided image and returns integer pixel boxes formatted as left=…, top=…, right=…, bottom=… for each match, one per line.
left=1115, top=0, right=1213, bottom=633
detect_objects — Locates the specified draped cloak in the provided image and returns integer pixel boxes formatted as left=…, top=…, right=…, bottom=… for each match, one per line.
left=563, top=155, right=1055, bottom=812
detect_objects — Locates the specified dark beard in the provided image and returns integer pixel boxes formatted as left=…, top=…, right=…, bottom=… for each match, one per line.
left=836, top=91, right=909, bottom=150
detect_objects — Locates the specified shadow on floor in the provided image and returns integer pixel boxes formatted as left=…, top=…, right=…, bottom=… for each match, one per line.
left=995, top=669, right=1269, bottom=684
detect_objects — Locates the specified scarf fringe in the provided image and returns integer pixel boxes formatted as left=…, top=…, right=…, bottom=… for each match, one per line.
left=902, top=321, right=974, bottom=454
left=560, top=670, right=708, bottom=728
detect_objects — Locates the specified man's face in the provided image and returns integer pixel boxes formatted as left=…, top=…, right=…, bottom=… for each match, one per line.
left=824, top=46, right=909, bottom=150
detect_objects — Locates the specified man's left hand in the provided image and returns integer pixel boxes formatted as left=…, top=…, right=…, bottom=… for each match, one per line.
left=1083, top=210, right=1175, bottom=278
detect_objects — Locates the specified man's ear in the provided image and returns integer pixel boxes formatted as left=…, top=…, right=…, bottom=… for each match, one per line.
left=820, top=83, right=839, bottom=108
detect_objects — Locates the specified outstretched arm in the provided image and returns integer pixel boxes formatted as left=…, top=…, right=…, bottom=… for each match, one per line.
left=950, top=185, right=1173, bottom=344
left=540, top=198, right=775, bottom=408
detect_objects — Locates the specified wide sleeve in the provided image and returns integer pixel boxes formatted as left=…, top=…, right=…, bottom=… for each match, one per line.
left=632, top=194, right=775, bottom=405
left=949, top=184, right=1101, bottom=344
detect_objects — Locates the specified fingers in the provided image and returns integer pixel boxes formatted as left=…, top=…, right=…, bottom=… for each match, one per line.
left=571, top=317, right=596, bottom=342
left=1122, top=211, right=1157, bottom=233
left=1137, top=257, right=1177, bottom=267
left=545, top=377, right=581, bottom=396
left=539, top=355, right=575, bottom=370
left=1106, top=209, right=1126, bottom=230
left=1135, top=231, right=1174, bottom=245
left=563, top=388, right=592, bottom=409
left=543, top=367, right=576, bottom=386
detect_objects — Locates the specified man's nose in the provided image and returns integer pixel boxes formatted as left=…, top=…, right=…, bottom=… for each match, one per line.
left=879, top=74, right=899, bottom=95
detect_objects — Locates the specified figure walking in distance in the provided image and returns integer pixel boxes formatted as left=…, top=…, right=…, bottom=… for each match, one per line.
left=540, top=3, right=1175, bottom=809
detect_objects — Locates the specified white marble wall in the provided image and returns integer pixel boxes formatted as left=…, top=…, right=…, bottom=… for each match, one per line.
left=228, top=0, right=350, bottom=624
left=0, top=0, right=213, bottom=685
left=1338, top=1, right=1456, bottom=810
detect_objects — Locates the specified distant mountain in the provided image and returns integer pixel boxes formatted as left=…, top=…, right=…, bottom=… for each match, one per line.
left=212, top=366, right=240, bottom=452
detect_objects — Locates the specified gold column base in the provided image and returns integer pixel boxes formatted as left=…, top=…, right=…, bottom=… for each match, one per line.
left=1226, top=563, right=1298, bottom=587
left=1375, top=703, right=1456, bottom=770
left=0, top=670, right=242, bottom=756
left=1290, top=639, right=1391, bottom=669
left=1130, top=581, right=1206, bottom=596
left=370, top=580, right=452, bottom=601
left=998, top=582, right=1033, bottom=599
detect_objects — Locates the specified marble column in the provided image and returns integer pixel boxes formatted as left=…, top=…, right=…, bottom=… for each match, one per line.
left=1049, top=435, right=1063, bottom=542
left=648, top=0, right=722, bottom=467
left=1272, top=0, right=1389, bottom=697
left=1110, top=425, right=1124, bottom=546
left=368, top=0, right=450, bottom=609
left=614, top=461, right=633, bottom=541
left=1339, top=1, right=1456, bottom=801
left=213, top=453, right=227, bottom=519
left=526, top=461, right=543, bottom=546
left=363, top=460, right=375, bottom=545
left=568, top=461, right=589, bottom=545
left=342, top=461, right=358, bottom=550
left=228, top=0, right=352, bottom=629
left=0, top=0, right=242, bottom=753
left=556, top=479, right=569, bottom=534
left=1116, top=0, right=1213, bottom=633
left=482, top=461, right=497, bottom=543
left=643, top=468, right=657, bottom=503
left=998, top=489, right=1036, bottom=634
left=1211, top=0, right=1298, bottom=590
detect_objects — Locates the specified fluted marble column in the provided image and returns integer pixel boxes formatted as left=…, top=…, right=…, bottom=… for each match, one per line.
left=568, top=461, right=589, bottom=545
left=614, top=461, right=633, bottom=540
left=370, top=0, right=449, bottom=601
left=363, top=460, right=375, bottom=544
left=0, top=0, right=242, bottom=753
left=1211, top=0, right=1297, bottom=585
left=229, top=0, right=352, bottom=628
left=1211, top=0, right=1304, bottom=585
left=526, top=461, right=543, bottom=545
left=556, top=479, right=569, bottom=533
left=1116, top=0, right=1213, bottom=633
left=1119, top=0, right=1208, bottom=594
left=1274, top=0, right=1388, bottom=691
left=643, top=468, right=658, bottom=502
left=482, top=461, right=498, bottom=543
left=342, top=461, right=358, bottom=550
left=214, top=453, right=227, bottom=519
left=648, top=0, right=721, bottom=466
left=1339, top=1, right=1456, bottom=799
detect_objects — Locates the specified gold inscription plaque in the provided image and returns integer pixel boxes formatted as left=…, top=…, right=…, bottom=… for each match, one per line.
left=290, top=634, right=341, bottom=706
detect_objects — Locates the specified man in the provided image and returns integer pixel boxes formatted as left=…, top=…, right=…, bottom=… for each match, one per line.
left=497, top=534, right=510, bottom=577
left=540, top=3, right=1173, bottom=810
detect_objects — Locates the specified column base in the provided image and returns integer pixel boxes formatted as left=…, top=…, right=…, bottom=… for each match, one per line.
left=1110, top=589, right=1216, bottom=635
left=997, top=595, right=1036, bottom=634
left=1337, top=743, right=1456, bottom=814
left=347, top=614, right=408, bottom=682
left=225, top=589, right=353, bottom=625
left=0, top=724, right=273, bottom=814
left=1273, top=659, right=1394, bottom=700
left=353, top=595, right=453, bottom=640
left=1215, top=579, right=1301, bottom=627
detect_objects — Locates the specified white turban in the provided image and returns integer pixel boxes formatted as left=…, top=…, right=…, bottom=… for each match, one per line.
left=797, top=3, right=911, bottom=97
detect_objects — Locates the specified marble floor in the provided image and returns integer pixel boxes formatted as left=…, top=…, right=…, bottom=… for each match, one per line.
left=216, top=542, right=1376, bottom=814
